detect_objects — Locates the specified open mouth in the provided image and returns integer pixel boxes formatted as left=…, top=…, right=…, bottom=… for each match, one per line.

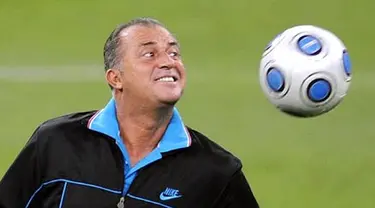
left=155, top=76, right=178, bottom=82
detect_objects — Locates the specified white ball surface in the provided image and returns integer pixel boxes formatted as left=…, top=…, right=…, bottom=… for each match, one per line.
left=259, top=25, right=352, bottom=117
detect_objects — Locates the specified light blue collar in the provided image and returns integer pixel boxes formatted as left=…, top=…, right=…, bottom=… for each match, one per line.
left=87, top=98, right=192, bottom=153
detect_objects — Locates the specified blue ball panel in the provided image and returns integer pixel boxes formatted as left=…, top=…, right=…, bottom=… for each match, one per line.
left=307, top=79, right=331, bottom=102
left=266, top=68, right=285, bottom=92
left=343, top=50, right=352, bottom=76
left=297, top=35, right=322, bottom=55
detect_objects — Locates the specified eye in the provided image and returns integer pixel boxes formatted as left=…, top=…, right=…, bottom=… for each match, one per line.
left=169, top=51, right=180, bottom=57
left=143, top=52, right=154, bottom=57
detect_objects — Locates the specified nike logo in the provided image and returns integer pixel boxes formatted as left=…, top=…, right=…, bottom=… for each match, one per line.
left=159, top=187, right=182, bottom=201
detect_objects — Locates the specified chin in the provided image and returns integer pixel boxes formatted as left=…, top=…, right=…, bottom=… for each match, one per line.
left=160, top=97, right=181, bottom=106
left=158, top=93, right=183, bottom=106
left=153, top=88, right=184, bottom=106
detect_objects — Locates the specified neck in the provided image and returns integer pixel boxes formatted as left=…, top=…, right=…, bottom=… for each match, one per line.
left=114, top=95, right=174, bottom=166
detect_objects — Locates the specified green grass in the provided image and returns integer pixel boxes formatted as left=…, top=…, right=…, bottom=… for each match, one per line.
left=1, top=0, right=375, bottom=207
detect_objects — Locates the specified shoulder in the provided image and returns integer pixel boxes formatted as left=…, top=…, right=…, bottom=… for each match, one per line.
left=38, top=111, right=96, bottom=132
left=185, top=126, right=243, bottom=176
left=28, top=111, right=97, bottom=144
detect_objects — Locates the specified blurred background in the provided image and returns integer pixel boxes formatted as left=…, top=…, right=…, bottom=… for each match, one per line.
left=0, top=0, right=374, bottom=207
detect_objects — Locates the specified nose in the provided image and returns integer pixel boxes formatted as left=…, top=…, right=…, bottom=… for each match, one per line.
left=157, top=52, right=175, bottom=70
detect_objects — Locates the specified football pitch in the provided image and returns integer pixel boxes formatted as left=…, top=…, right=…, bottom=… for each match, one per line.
left=0, top=0, right=374, bottom=207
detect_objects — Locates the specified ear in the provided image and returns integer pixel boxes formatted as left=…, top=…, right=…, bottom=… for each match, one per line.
left=105, top=69, right=123, bottom=90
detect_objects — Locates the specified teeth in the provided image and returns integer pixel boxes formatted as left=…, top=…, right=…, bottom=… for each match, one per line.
left=157, top=77, right=175, bottom=82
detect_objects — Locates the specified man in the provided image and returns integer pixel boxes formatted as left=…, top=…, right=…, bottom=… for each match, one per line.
left=0, top=17, right=260, bottom=208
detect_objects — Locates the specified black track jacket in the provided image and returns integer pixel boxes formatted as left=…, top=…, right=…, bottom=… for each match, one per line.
left=0, top=98, right=259, bottom=208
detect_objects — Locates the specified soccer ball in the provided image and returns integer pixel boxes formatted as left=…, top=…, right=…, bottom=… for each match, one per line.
left=259, top=25, right=352, bottom=117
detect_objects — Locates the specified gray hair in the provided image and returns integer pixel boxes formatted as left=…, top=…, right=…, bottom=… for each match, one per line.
left=103, top=17, right=165, bottom=72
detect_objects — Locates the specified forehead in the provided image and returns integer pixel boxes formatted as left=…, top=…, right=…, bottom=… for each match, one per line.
left=119, top=25, right=177, bottom=47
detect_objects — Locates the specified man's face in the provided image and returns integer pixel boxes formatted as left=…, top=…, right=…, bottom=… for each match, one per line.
left=116, top=24, right=186, bottom=106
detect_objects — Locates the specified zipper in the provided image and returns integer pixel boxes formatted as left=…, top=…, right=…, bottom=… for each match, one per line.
left=117, top=197, right=125, bottom=208
left=115, top=139, right=128, bottom=208
left=116, top=161, right=127, bottom=208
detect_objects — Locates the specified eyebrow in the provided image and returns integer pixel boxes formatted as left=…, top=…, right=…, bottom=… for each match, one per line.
left=140, top=41, right=180, bottom=48
left=168, top=41, right=179, bottom=47
left=140, top=41, right=156, bottom=46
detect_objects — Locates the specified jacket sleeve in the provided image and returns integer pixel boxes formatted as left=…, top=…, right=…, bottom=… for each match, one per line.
left=213, top=169, right=260, bottom=208
left=0, top=126, right=43, bottom=208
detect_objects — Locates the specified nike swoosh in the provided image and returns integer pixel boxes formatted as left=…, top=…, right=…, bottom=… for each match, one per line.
left=159, top=193, right=182, bottom=201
